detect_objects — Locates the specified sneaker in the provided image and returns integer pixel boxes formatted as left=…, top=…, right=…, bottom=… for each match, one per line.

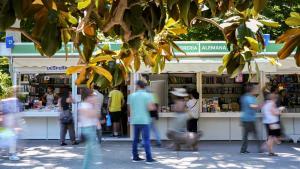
left=132, top=157, right=145, bottom=162
left=60, top=142, right=67, bottom=146
left=9, top=155, right=20, bottom=161
left=71, top=141, right=79, bottom=145
left=240, top=151, right=250, bottom=154
left=156, top=143, right=162, bottom=147
left=146, top=159, right=158, bottom=164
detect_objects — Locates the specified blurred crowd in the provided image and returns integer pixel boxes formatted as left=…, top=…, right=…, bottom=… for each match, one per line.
left=0, top=81, right=291, bottom=168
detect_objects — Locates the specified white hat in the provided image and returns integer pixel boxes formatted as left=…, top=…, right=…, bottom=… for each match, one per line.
left=170, top=88, right=188, bottom=97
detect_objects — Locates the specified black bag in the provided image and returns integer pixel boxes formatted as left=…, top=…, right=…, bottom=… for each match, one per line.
left=61, top=111, right=73, bottom=124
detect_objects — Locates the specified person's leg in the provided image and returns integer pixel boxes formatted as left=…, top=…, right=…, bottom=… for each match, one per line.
left=132, top=125, right=141, bottom=160
left=8, top=136, right=20, bottom=160
left=142, top=124, right=153, bottom=161
left=60, top=123, right=67, bottom=144
left=150, top=119, right=161, bottom=145
left=68, top=123, right=76, bottom=143
left=267, top=136, right=274, bottom=154
left=240, top=122, right=250, bottom=153
left=250, top=122, right=261, bottom=151
left=82, top=127, right=98, bottom=169
left=96, top=128, right=102, bottom=144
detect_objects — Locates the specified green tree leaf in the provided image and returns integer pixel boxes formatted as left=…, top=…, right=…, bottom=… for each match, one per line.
left=245, top=37, right=259, bottom=51
left=78, top=0, right=91, bottom=10
left=259, top=20, right=280, bottom=28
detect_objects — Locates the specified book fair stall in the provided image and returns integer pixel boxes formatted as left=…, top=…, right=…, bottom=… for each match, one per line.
left=6, top=41, right=300, bottom=142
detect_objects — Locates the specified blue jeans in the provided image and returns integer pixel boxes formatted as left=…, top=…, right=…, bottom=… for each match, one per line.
left=82, top=126, right=99, bottom=169
left=150, top=119, right=161, bottom=145
left=132, top=124, right=152, bottom=161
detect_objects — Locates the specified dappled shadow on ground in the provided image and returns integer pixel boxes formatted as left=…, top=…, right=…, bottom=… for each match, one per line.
left=0, top=141, right=299, bottom=169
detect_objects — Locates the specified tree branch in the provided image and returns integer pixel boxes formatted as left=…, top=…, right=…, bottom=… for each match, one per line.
left=190, top=17, right=224, bottom=33
left=6, top=27, right=42, bottom=48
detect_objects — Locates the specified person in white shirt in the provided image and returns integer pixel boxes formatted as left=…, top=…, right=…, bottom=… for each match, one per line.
left=186, top=89, right=200, bottom=133
left=93, top=86, right=104, bottom=143
left=79, top=88, right=100, bottom=169
left=262, top=93, right=281, bottom=156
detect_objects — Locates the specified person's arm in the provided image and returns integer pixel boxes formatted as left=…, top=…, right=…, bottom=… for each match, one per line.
left=107, top=98, right=111, bottom=112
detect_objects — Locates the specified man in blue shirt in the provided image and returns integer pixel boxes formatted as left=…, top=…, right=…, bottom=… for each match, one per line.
left=127, top=80, right=157, bottom=164
left=240, top=84, right=261, bottom=154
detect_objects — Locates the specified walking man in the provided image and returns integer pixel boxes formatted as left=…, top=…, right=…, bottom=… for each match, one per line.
left=128, top=80, right=157, bottom=164
left=240, top=84, right=261, bottom=154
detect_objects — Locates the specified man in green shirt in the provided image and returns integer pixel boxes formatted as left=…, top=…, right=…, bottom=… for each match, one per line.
left=127, top=80, right=157, bottom=164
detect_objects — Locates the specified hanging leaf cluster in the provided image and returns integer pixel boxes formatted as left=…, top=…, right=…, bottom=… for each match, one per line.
left=276, top=12, right=300, bottom=66
left=0, top=0, right=298, bottom=88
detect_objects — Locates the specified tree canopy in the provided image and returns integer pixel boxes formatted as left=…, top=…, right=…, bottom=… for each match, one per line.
left=0, top=0, right=299, bottom=88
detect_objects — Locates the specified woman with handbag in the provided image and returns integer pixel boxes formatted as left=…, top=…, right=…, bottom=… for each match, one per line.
left=262, top=93, right=281, bottom=156
left=186, top=89, right=200, bottom=133
left=58, top=89, right=77, bottom=146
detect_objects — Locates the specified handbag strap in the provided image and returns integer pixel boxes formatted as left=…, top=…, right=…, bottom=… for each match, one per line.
left=191, top=100, right=198, bottom=109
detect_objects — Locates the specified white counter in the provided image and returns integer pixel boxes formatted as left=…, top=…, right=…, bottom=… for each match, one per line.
left=155, top=112, right=300, bottom=142
left=20, top=109, right=61, bottom=139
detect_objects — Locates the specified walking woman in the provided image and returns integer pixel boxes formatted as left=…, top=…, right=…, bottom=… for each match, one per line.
left=58, top=89, right=77, bottom=146
left=262, top=93, right=281, bottom=156
left=79, top=88, right=100, bottom=169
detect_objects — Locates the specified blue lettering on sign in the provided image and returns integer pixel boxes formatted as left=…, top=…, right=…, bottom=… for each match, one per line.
left=47, top=66, right=67, bottom=71
left=5, top=36, right=14, bottom=48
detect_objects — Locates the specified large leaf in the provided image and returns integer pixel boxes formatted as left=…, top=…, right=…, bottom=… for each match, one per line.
left=66, top=65, right=86, bottom=75
left=86, top=71, right=95, bottom=88
left=294, top=46, right=300, bottom=66
left=276, top=29, right=300, bottom=43
left=92, top=66, right=113, bottom=82
left=285, top=16, right=300, bottom=27
left=78, top=0, right=91, bottom=10
left=230, top=64, right=245, bottom=78
left=0, top=0, right=16, bottom=31
left=178, top=0, right=190, bottom=26
left=76, top=68, right=87, bottom=85
left=253, top=0, right=266, bottom=15
left=245, top=37, right=259, bottom=51
left=278, top=38, right=300, bottom=59
left=90, top=55, right=113, bottom=64
left=259, top=20, right=280, bottom=28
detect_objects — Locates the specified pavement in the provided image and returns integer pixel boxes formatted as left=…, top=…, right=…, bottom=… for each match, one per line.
left=0, top=140, right=299, bottom=169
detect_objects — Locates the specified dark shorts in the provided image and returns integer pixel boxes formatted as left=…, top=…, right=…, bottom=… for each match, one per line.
left=265, top=123, right=281, bottom=137
left=110, top=111, right=122, bottom=123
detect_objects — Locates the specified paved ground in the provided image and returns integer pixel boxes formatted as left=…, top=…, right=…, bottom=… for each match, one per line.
left=0, top=140, right=299, bottom=169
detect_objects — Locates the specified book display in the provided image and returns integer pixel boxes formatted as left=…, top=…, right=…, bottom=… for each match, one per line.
left=19, top=74, right=71, bottom=109
left=267, top=74, right=300, bottom=113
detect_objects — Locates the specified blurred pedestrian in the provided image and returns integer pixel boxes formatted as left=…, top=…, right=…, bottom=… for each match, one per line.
left=0, top=86, right=23, bottom=161
left=93, top=86, right=104, bottom=143
left=186, top=89, right=200, bottom=133
left=262, top=93, right=281, bottom=156
left=128, top=80, right=157, bottom=164
left=147, top=88, right=161, bottom=147
left=108, top=87, right=124, bottom=137
left=240, top=84, right=261, bottom=154
left=58, top=89, right=77, bottom=146
left=170, top=88, right=189, bottom=132
left=79, top=88, right=100, bottom=169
